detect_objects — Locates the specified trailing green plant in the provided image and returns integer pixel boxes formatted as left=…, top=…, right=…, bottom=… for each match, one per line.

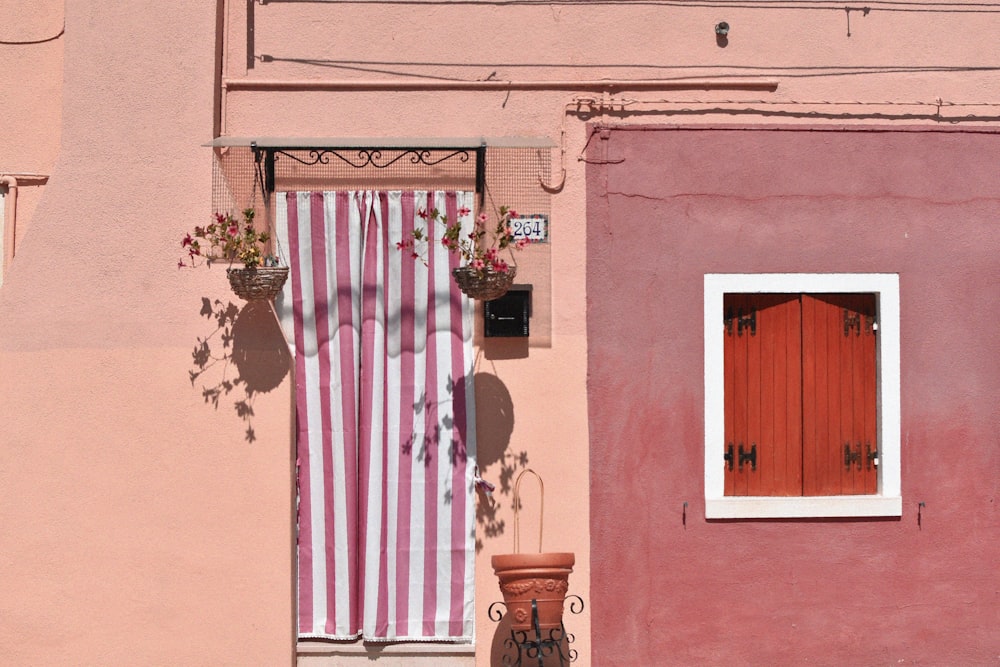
left=397, top=205, right=529, bottom=277
left=179, top=208, right=277, bottom=269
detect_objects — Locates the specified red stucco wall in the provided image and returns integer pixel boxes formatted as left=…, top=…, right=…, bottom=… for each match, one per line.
left=586, top=126, right=999, bottom=665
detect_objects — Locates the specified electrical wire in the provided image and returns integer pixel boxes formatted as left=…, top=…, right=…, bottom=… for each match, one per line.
left=259, top=0, right=1000, bottom=13
left=259, top=56, right=1000, bottom=83
left=0, top=24, right=64, bottom=45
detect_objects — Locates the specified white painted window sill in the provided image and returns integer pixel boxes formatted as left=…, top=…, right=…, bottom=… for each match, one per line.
left=705, top=495, right=903, bottom=519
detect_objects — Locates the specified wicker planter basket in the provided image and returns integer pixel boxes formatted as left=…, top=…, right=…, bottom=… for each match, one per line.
left=226, top=266, right=289, bottom=301
left=452, top=265, right=516, bottom=301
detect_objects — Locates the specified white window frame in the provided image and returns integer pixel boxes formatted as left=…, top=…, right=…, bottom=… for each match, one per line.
left=704, top=273, right=902, bottom=519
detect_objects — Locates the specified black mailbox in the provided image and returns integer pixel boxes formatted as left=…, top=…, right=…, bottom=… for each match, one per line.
left=484, top=286, right=531, bottom=338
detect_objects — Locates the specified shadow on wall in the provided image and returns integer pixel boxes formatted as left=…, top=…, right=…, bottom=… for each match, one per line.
left=475, top=372, right=580, bottom=665
left=473, top=371, right=529, bottom=553
left=188, top=298, right=290, bottom=442
left=397, top=368, right=528, bottom=524
left=402, top=371, right=473, bottom=475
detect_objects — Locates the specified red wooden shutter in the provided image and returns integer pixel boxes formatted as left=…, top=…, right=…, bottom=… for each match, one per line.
left=724, top=294, right=802, bottom=496
left=801, top=294, right=877, bottom=496
left=724, top=292, right=876, bottom=498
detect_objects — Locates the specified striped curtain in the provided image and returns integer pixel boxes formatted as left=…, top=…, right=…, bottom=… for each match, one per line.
left=274, top=190, right=476, bottom=641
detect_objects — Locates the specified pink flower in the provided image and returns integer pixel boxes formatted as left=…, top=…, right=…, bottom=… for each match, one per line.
left=491, top=259, right=509, bottom=273
left=508, top=209, right=518, bottom=218
left=478, top=213, right=488, bottom=224
left=458, top=206, right=471, bottom=217
left=485, top=248, right=498, bottom=262
left=177, top=259, right=186, bottom=269
left=417, top=208, right=429, bottom=220
left=227, top=225, right=238, bottom=237
left=516, top=238, right=530, bottom=249
left=182, top=233, right=193, bottom=247
left=471, top=258, right=485, bottom=270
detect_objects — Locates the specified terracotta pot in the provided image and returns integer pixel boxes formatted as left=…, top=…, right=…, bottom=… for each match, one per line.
left=491, top=469, right=575, bottom=632
left=492, top=551, right=574, bottom=631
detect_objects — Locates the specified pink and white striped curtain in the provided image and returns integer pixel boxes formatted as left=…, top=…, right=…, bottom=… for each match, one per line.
left=275, top=190, right=476, bottom=641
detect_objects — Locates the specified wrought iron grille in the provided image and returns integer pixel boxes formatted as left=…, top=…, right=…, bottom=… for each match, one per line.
left=211, top=143, right=551, bottom=221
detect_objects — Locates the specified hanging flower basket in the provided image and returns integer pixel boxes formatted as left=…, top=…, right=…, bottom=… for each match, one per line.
left=227, top=266, right=289, bottom=301
left=180, top=207, right=289, bottom=302
left=452, top=265, right=516, bottom=301
left=398, top=203, right=529, bottom=302
left=491, top=469, right=574, bottom=632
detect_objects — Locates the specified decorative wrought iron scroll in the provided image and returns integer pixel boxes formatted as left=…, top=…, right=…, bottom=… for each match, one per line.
left=251, top=142, right=487, bottom=207
left=488, top=595, right=585, bottom=667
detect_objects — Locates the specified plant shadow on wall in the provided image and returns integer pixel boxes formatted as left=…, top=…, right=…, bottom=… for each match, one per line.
left=471, top=371, right=529, bottom=553
left=399, top=369, right=527, bottom=552
left=189, top=297, right=290, bottom=442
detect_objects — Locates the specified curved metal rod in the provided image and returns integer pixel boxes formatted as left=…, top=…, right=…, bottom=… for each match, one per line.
left=539, top=130, right=566, bottom=193
left=407, top=149, right=472, bottom=166
left=273, top=147, right=472, bottom=170
left=488, top=600, right=508, bottom=622
left=565, top=594, right=585, bottom=614
left=544, top=624, right=576, bottom=663
left=510, top=628, right=531, bottom=644
left=500, top=637, right=518, bottom=667
left=524, top=640, right=556, bottom=661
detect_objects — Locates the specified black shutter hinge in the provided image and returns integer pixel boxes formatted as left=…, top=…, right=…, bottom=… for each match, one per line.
left=738, top=442, right=757, bottom=471
left=866, top=442, right=878, bottom=469
left=725, top=308, right=756, bottom=337
left=845, top=310, right=877, bottom=336
left=844, top=442, right=863, bottom=470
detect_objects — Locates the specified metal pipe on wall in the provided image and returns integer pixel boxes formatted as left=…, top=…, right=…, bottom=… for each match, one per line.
left=0, top=173, right=49, bottom=280
left=0, top=175, right=17, bottom=278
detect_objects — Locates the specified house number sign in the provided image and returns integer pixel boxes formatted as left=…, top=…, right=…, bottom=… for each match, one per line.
left=509, top=214, right=549, bottom=243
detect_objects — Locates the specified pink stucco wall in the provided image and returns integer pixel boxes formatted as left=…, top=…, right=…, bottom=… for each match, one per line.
left=0, top=0, right=63, bottom=265
left=0, top=3, right=295, bottom=664
left=586, top=126, right=1000, bottom=665
left=3, top=0, right=1000, bottom=664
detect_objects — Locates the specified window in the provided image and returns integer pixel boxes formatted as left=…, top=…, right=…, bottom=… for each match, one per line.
left=704, top=274, right=901, bottom=519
